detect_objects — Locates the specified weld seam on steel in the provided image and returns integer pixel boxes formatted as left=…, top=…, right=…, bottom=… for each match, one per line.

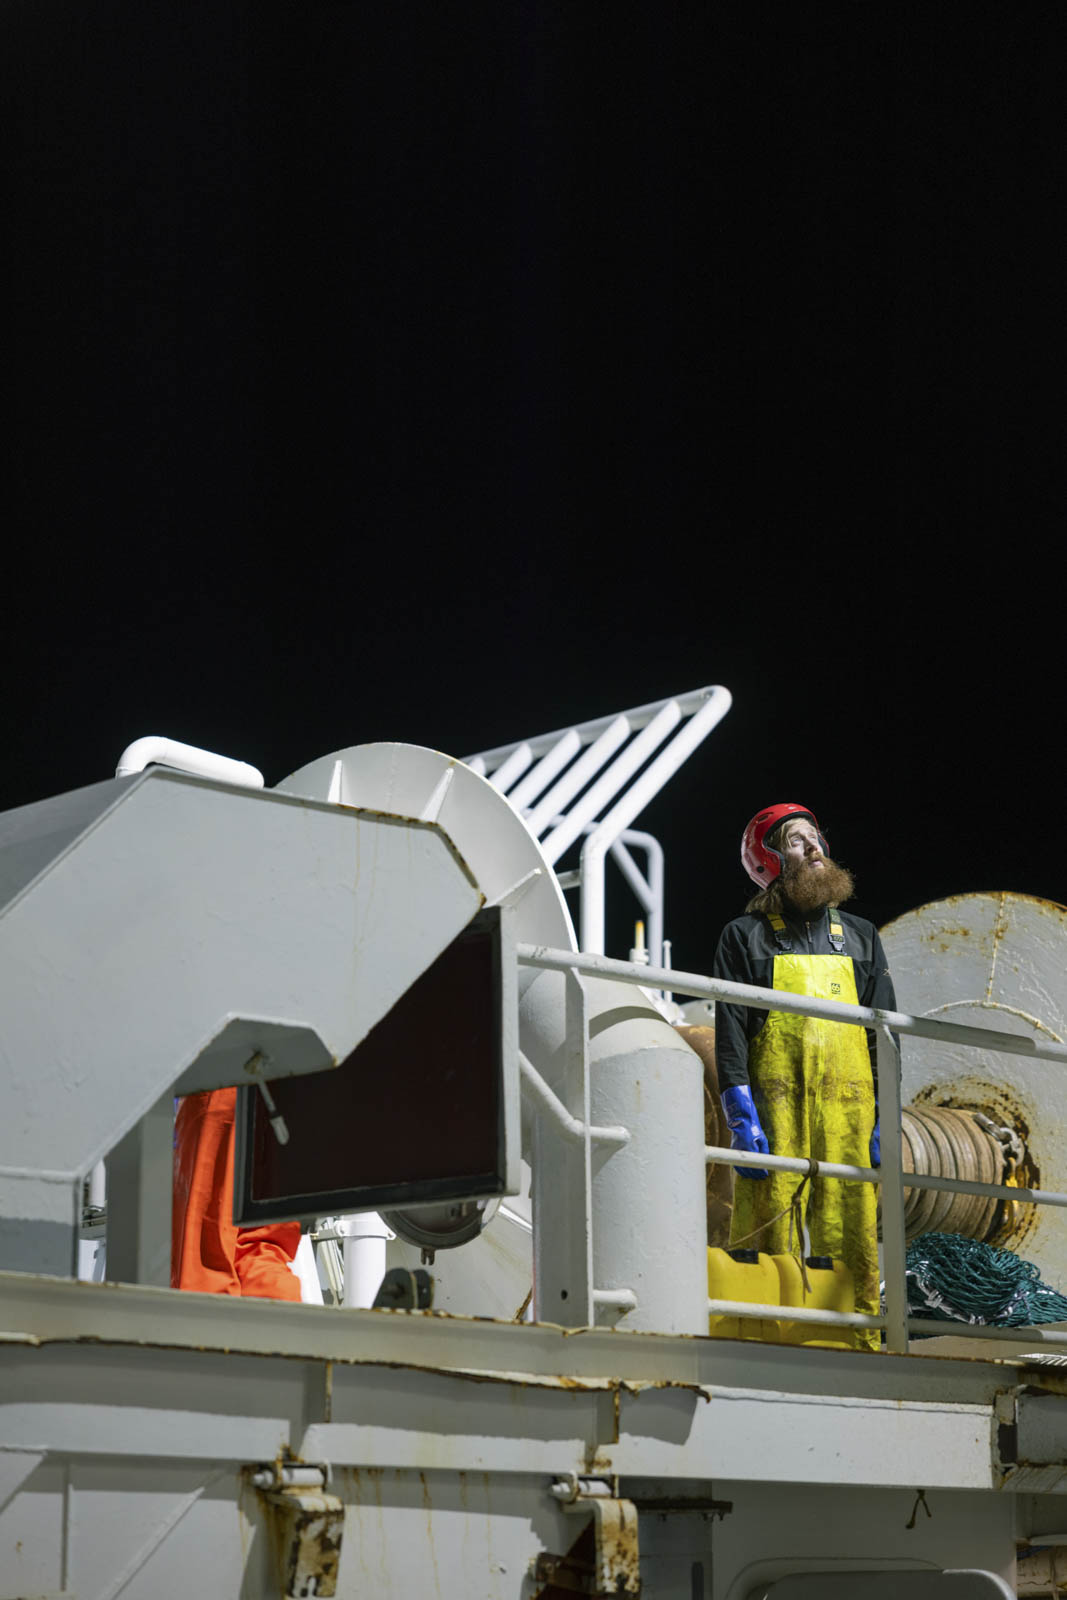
left=0, top=1165, right=79, bottom=1183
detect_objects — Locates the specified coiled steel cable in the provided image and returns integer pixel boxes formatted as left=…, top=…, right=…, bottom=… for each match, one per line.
left=899, top=1105, right=1017, bottom=1243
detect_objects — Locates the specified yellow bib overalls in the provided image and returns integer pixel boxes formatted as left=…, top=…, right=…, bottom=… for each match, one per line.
left=728, top=943, right=880, bottom=1349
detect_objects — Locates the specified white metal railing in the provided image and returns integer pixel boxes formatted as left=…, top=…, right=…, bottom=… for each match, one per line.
left=554, top=826, right=664, bottom=969
left=464, top=687, right=731, bottom=960
left=517, top=942, right=1067, bottom=1355
left=518, top=1053, right=630, bottom=1149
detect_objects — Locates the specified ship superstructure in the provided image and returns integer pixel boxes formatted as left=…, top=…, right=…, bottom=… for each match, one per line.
left=2, top=689, right=1066, bottom=1598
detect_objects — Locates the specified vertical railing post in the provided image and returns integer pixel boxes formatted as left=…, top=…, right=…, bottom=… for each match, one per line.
left=530, top=967, right=595, bottom=1328
left=567, top=964, right=595, bottom=1327
left=876, top=1022, right=909, bottom=1354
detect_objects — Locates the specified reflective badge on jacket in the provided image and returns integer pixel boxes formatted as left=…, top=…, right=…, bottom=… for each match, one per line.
left=770, top=953, right=858, bottom=1005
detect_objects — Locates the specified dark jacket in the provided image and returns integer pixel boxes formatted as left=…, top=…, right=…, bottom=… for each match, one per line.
left=712, top=904, right=897, bottom=1091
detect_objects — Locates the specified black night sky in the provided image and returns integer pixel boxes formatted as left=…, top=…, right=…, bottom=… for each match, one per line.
left=2, top=7, right=1062, bottom=971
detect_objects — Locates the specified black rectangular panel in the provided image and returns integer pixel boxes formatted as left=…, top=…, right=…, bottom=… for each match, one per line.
left=233, top=908, right=504, bottom=1225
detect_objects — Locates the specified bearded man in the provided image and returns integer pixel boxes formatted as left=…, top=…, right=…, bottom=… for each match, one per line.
left=711, top=804, right=896, bottom=1347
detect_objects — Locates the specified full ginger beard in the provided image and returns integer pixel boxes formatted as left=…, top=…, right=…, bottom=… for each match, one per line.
left=781, top=854, right=855, bottom=915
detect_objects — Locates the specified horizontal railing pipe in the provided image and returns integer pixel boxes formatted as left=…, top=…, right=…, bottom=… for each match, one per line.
left=905, top=1320, right=1067, bottom=1346
left=708, top=1301, right=1067, bottom=1347
left=708, top=1299, right=885, bottom=1330
left=516, top=946, right=1067, bottom=1065
left=705, top=1144, right=880, bottom=1183
left=593, top=1288, right=638, bottom=1311
left=901, top=1172, right=1067, bottom=1209
left=704, top=1143, right=1067, bottom=1210
left=519, top=1053, right=630, bottom=1149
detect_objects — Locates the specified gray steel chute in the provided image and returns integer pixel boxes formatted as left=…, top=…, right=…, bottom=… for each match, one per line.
left=0, top=774, right=133, bottom=910
left=0, top=766, right=484, bottom=1277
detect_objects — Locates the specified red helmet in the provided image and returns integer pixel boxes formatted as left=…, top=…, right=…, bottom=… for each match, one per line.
left=741, top=803, right=825, bottom=887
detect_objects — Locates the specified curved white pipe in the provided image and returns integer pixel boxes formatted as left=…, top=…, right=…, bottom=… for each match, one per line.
left=115, top=736, right=264, bottom=789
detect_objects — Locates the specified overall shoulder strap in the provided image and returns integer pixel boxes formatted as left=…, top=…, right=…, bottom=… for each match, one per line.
left=765, top=911, right=794, bottom=953
left=828, top=911, right=846, bottom=953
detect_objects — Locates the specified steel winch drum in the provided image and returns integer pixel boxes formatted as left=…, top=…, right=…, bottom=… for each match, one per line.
left=898, top=1103, right=1011, bottom=1242
left=881, top=891, right=1067, bottom=1285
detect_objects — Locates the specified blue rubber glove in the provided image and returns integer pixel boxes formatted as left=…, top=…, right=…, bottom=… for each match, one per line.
left=869, top=1110, right=881, bottom=1168
left=720, top=1084, right=770, bottom=1181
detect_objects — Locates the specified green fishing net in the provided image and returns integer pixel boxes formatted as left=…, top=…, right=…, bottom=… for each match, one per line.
left=905, top=1233, right=1067, bottom=1327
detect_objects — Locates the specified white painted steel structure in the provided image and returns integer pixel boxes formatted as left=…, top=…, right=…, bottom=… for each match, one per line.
left=0, top=1265, right=1052, bottom=1598
left=464, top=685, right=732, bottom=960
left=275, top=738, right=710, bottom=1337
left=882, top=892, right=1067, bottom=1291
left=5, top=730, right=1067, bottom=1596
left=0, top=766, right=486, bottom=1280
left=518, top=941, right=1067, bottom=1355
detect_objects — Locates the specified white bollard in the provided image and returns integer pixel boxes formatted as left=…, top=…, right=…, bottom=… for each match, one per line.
left=522, top=967, right=708, bottom=1335
left=340, top=1212, right=391, bottom=1308
left=584, top=977, right=708, bottom=1334
left=88, top=1161, right=106, bottom=1210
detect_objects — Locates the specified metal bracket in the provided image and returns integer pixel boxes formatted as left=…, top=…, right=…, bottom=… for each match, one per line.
left=372, top=1265, right=434, bottom=1309
left=251, top=1463, right=344, bottom=1599
left=545, top=1477, right=641, bottom=1597
left=531, top=1546, right=599, bottom=1595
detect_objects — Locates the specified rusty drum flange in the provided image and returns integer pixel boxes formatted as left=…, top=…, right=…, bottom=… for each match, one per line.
left=881, top=891, right=1067, bottom=1278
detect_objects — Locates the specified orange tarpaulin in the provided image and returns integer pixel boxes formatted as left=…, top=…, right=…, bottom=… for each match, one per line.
left=172, top=1086, right=302, bottom=1301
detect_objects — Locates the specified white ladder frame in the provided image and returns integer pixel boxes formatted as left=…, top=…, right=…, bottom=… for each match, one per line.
left=464, top=685, right=731, bottom=956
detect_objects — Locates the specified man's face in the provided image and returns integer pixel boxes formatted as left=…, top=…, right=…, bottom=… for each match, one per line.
left=775, top=816, right=855, bottom=912
left=779, top=818, right=824, bottom=869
